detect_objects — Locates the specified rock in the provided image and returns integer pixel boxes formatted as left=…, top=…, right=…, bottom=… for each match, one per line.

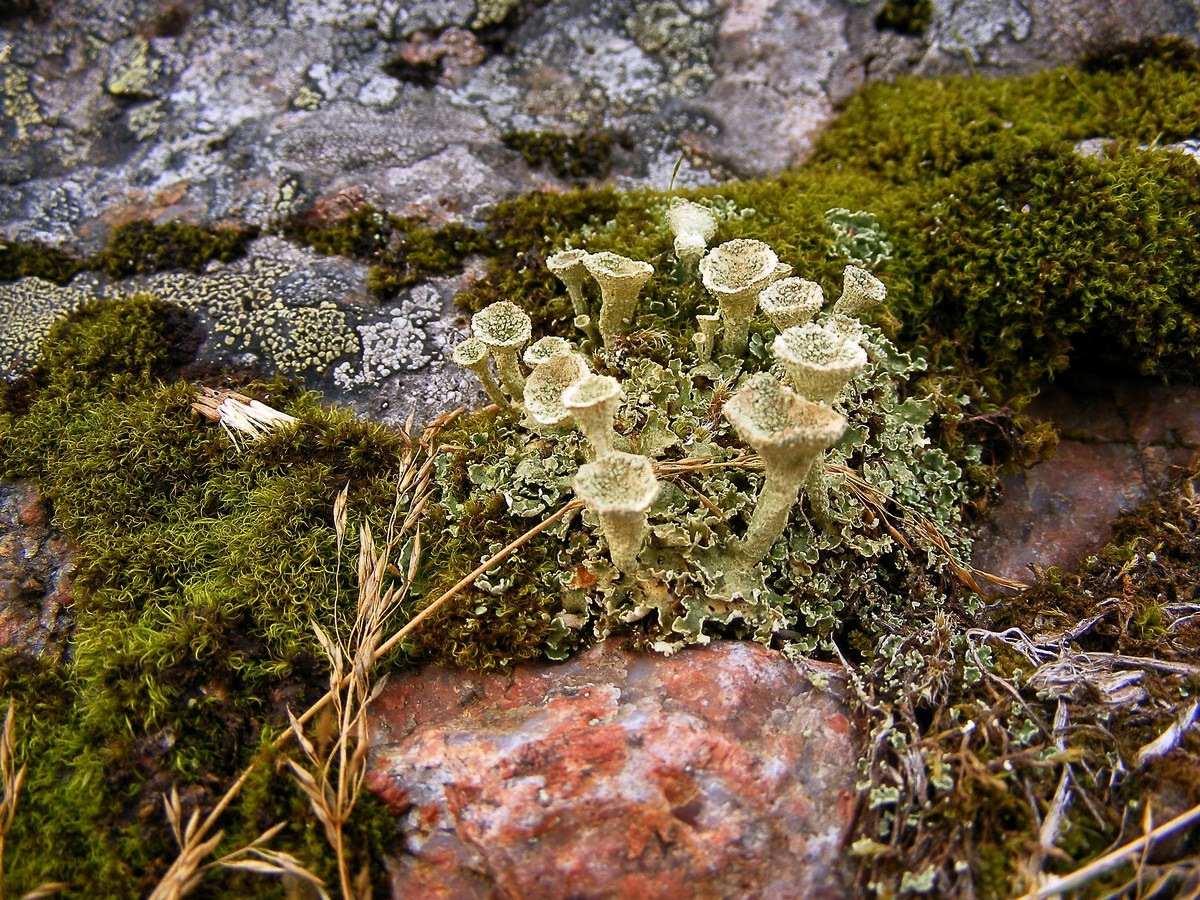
left=973, top=374, right=1200, bottom=584
left=366, top=638, right=858, bottom=899
left=0, top=479, right=77, bottom=660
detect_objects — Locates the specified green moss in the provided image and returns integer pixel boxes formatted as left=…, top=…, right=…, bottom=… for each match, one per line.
left=91, top=220, right=259, bottom=279
left=0, top=297, right=405, bottom=895
left=0, top=240, right=84, bottom=284
left=500, top=130, right=622, bottom=181
left=285, top=205, right=492, bottom=301
left=874, top=0, right=932, bottom=37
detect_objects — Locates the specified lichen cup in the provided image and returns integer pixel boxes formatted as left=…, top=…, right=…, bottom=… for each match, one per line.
left=583, top=251, right=654, bottom=347
left=832, top=264, right=887, bottom=318
left=760, top=278, right=823, bottom=331
left=523, top=352, right=589, bottom=426
left=573, top=451, right=661, bottom=573
left=667, top=199, right=718, bottom=270
left=698, top=238, right=780, bottom=359
left=472, top=300, right=533, bottom=400
left=723, top=373, right=847, bottom=563
left=562, top=373, right=622, bottom=457
left=451, top=337, right=507, bottom=407
left=771, top=322, right=867, bottom=405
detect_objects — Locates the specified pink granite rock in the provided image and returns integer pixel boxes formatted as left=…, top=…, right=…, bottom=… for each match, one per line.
left=0, top=479, right=77, bottom=660
left=366, top=639, right=858, bottom=900
left=973, top=378, right=1200, bottom=584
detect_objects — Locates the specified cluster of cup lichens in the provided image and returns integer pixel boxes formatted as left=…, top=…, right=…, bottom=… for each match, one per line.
left=452, top=198, right=889, bottom=574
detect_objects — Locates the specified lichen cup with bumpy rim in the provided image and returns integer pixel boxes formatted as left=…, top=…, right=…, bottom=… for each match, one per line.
left=666, top=198, right=718, bottom=269
left=523, top=335, right=574, bottom=368
left=472, top=300, right=533, bottom=400
left=760, top=278, right=824, bottom=331
left=562, top=373, right=622, bottom=457
left=547, top=249, right=600, bottom=344
left=573, top=451, right=661, bottom=573
left=523, top=352, right=589, bottom=426
left=582, top=251, right=654, bottom=347
left=771, top=322, right=868, bottom=405
left=698, top=238, right=781, bottom=359
left=832, top=264, right=887, bottom=318
left=723, top=373, right=847, bottom=564
left=451, top=337, right=508, bottom=407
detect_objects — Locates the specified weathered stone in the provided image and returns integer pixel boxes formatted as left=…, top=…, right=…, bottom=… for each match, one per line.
left=0, top=479, right=77, bottom=660
left=973, top=376, right=1200, bottom=584
left=367, top=638, right=858, bottom=899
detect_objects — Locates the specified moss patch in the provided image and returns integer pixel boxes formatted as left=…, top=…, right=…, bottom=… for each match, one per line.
left=0, top=297, right=406, bottom=895
left=874, top=0, right=932, bottom=37
left=284, top=205, right=492, bottom=301
left=0, top=241, right=84, bottom=284
left=0, top=221, right=259, bottom=287
left=92, top=220, right=259, bottom=279
left=500, top=130, right=625, bottom=181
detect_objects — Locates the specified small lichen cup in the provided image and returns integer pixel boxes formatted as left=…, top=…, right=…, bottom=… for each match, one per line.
left=472, top=300, right=533, bottom=400
left=698, top=238, right=781, bottom=359
left=760, top=278, right=823, bottom=331
left=832, top=264, right=887, bottom=318
left=523, top=336, right=573, bottom=368
left=562, top=373, right=622, bottom=456
left=723, top=373, right=847, bottom=563
left=666, top=199, right=718, bottom=269
left=573, top=451, right=661, bottom=573
left=450, top=337, right=507, bottom=407
left=548, top=249, right=600, bottom=343
left=583, top=251, right=654, bottom=346
left=524, top=352, right=589, bottom=426
left=771, top=322, right=867, bottom=405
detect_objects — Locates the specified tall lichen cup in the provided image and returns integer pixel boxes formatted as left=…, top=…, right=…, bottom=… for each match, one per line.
left=582, top=251, right=654, bottom=347
left=698, top=238, right=780, bottom=359
left=573, top=451, right=660, bottom=573
left=450, top=337, right=507, bottom=407
left=524, top=352, right=589, bottom=426
left=472, top=300, right=533, bottom=400
left=562, top=373, right=622, bottom=457
left=760, top=277, right=823, bottom=331
left=832, top=264, right=887, bottom=318
left=667, top=199, right=718, bottom=270
left=723, top=373, right=847, bottom=564
left=771, top=323, right=867, bottom=405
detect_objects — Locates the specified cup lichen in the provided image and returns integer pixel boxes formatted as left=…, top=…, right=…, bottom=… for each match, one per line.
left=472, top=300, right=533, bottom=399
left=760, top=277, right=824, bottom=331
left=772, top=322, right=868, bottom=405
left=452, top=336, right=508, bottom=407
left=582, top=251, right=654, bottom=346
left=722, top=373, right=847, bottom=564
left=562, top=373, right=622, bottom=456
left=698, top=238, right=781, bottom=359
left=572, top=451, right=660, bottom=573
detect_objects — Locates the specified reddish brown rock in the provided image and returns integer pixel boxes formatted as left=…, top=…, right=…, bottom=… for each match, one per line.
left=0, top=479, right=77, bottom=660
left=974, top=377, right=1200, bottom=584
left=367, top=639, right=858, bottom=900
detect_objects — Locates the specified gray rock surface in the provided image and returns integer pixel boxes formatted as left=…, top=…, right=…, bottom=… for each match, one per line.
left=4, top=0, right=1198, bottom=423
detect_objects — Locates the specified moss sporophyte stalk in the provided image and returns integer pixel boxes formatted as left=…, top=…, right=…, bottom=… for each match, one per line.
left=450, top=213, right=982, bottom=656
